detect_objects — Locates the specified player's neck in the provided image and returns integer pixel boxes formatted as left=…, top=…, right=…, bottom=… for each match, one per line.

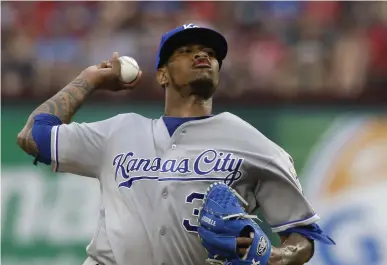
left=164, top=95, right=212, bottom=118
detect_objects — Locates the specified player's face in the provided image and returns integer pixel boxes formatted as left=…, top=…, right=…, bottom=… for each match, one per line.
left=162, top=44, right=220, bottom=99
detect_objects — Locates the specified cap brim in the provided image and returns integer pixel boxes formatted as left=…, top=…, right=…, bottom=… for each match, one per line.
left=158, top=27, right=228, bottom=68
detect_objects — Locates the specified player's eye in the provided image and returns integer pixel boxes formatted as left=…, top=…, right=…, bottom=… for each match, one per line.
left=179, top=47, right=191, bottom=54
left=203, top=48, right=216, bottom=57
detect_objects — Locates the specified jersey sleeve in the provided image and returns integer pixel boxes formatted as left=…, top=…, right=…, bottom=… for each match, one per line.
left=254, top=149, right=320, bottom=233
left=50, top=117, right=116, bottom=178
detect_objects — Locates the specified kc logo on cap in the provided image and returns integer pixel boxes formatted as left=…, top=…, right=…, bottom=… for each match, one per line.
left=156, top=23, right=227, bottom=70
left=183, top=24, right=199, bottom=29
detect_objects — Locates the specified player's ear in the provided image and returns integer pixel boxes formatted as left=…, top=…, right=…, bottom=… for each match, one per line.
left=156, top=67, right=168, bottom=87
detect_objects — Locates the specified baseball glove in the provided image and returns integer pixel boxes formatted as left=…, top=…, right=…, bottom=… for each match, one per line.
left=198, top=182, right=271, bottom=265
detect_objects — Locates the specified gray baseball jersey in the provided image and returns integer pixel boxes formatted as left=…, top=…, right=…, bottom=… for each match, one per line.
left=50, top=112, right=320, bottom=265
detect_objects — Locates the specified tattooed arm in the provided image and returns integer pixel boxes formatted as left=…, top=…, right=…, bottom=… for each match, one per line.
left=17, top=78, right=95, bottom=156
left=268, top=233, right=314, bottom=265
left=17, top=52, right=142, bottom=158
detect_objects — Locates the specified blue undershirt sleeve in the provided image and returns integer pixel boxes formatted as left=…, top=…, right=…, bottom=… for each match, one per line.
left=278, top=223, right=335, bottom=245
left=31, top=113, right=62, bottom=165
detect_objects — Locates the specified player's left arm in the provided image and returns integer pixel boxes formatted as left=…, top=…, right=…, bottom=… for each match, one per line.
left=268, top=233, right=314, bottom=265
left=271, top=223, right=334, bottom=265
left=252, top=149, right=334, bottom=264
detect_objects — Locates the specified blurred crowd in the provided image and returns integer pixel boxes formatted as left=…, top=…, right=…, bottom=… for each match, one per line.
left=2, top=1, right=387, bottom=102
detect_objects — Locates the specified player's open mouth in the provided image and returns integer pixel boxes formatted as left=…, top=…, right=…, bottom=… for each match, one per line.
left=193, top=59, right=211, bottom=69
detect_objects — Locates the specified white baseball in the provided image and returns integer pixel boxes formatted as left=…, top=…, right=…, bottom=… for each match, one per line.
left=118, top=56, right=140, bottom=83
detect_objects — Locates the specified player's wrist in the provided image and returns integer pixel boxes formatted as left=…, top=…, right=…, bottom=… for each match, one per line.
left=76, top=68, right=104, bottom=92
left=270, top=244, right=310, bottom=265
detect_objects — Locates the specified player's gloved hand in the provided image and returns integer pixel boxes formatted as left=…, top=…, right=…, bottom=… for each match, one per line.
left=78, top=52, right=142, bottom=91
left=198, top=182, right=271, bottom=265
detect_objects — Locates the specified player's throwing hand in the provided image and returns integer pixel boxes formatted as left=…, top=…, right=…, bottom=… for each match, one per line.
left=79, top=52, right=142, bottom=91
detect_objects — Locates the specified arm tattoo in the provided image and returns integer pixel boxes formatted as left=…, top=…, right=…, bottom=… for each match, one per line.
left=17, top=78, right=95, bottom=156
left=278, top=233, right=314, bottom=264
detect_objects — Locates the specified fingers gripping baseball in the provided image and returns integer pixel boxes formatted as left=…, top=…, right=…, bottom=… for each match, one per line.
left=111, top=52, right=120, bottom=75
left=98, top=61, right=108, bottom=69
left=112, top=52, right=142, bottom=86
left=98, top=53, right=120, bottom=80
left=80, top=52, right=142, bottom=91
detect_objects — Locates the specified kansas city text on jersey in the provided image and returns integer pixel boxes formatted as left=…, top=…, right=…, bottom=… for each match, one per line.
left=113, top=149, right=244, bottom=188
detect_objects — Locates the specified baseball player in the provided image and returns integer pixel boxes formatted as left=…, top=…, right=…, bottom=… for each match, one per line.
left=17, top=24, right=334, bottom=265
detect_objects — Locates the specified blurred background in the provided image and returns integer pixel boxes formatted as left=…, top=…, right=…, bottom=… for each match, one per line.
left=2, top=0, right=387, bottom=101
left=1, top=1, right=387, bottom=265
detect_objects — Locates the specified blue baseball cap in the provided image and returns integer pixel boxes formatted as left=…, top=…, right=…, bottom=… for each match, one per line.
left=155, top=23, right=228, bottom=70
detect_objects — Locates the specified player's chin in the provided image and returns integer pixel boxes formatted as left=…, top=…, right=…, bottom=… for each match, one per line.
left=188, top=77, right=216, bottom=99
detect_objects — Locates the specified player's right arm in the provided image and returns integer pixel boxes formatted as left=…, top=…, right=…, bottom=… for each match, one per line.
left=17, top=52, right=141, bottom=176
left=17, top=76, right=95, bottom=158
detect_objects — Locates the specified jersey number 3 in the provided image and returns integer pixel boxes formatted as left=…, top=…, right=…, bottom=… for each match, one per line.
left=183, top=192, right=205, bottom=233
